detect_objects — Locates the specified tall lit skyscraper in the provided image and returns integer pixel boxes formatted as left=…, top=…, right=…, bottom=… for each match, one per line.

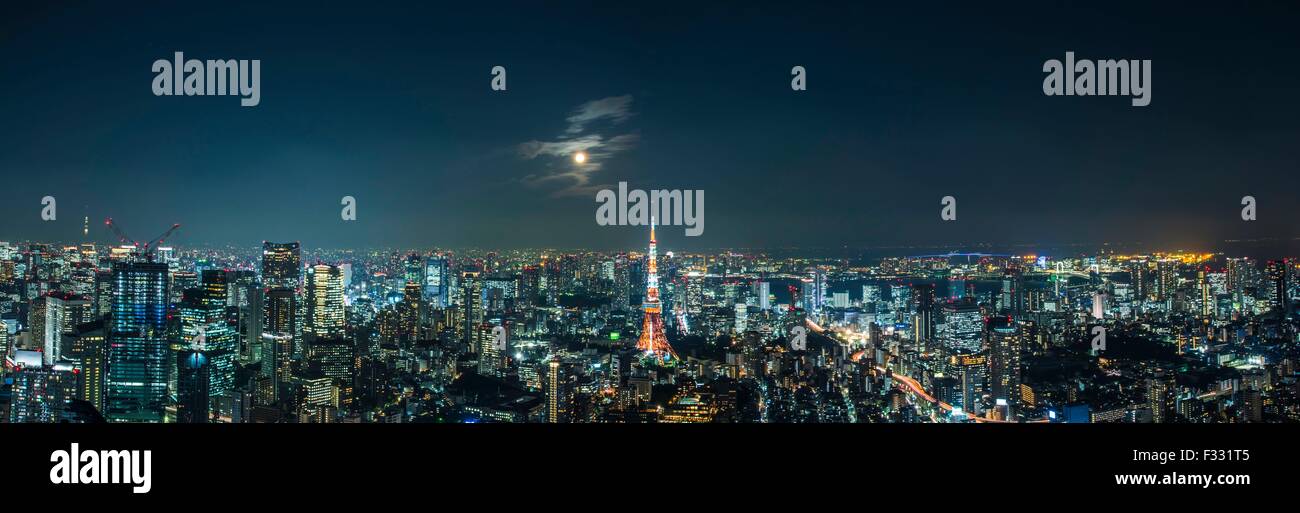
left=913, top=284, right=936, bottom=352
left=733, top=303, right=748, bottom=333
left=1130, top=261, right=1149, bottom=302
left=400, top=281, right=424, bottom=343
left=201, top=269, right=238, bottom=388
left=28, top=295, right=47, bottom=356
left=0, top=320, right=11, bottom=361
left=460, top=270, right=482, bottom=348
left=949, top=276, right=967, bottom=300
left=547, top=360, right=561, bottom=423
left=800, top=278, right=815, bottom=310
left=176, top=347, right=211, bottom=423
left=1198, top=269, right=1213, bottom=317
left=262, top=287, right=297, bottom=400
left=242, top=283, right=264, bottom=364
left=181, top=283, right=237, bottom=401
left=1156, top=261, right=1175, bottom=301
left=1266, top=259, right=1288, bottom=310
left=67, top=320, right=107, bottom=414
left=1148, top=371, right=1176, bottom=423
left=424, top=255, right=449, bottom=308
left=476, top=322, right=503, bottom=376
left=307, top=336, right=355, bottom=382
left=306, top=264, right=346, bottom=337
left=863, top=284, right=881, bottom=307
left=810, top=269, right=826, bottom=310
left=41, top=292, right=91, bottom=365
left=948, top=353, right=985, bottom=414
left=1000, top=268, right=1023, bottom=316
left=261, top=241, right=302, bottom=290
left=985, top=316, right=1022, bottom=407
left=404, top=253, right=423, bottom=285
left=938, top=299, right=981, bottom=354
left=105, top=261, right=169, bottom=423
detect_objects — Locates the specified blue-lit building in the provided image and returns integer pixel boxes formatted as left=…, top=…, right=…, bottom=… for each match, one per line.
left=425, top=256, right=448, bottom=308
left=938, top=299, right=982, bottom=354
left=180, top=282, right=237, bottom=403
left=105, top=261, right=169, bottom=423
left=176, top=349, right=211, bottom=423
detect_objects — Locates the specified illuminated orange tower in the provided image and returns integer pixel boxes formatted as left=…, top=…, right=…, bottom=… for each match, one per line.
left=637, top=217, right=677, bottom=362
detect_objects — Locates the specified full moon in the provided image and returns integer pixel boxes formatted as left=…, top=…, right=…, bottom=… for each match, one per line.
left=573, top=152, right=587, bottom=164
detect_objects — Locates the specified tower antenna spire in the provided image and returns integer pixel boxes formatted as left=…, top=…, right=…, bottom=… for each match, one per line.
left=636, top=216, right=676, bottom=363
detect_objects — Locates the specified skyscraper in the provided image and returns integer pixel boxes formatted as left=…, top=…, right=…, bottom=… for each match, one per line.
left=404, top=253, right=424, bottom=285
left=180, top=283, right=237, bottom=401
left=306, top=264, right=346, bottom=337
left=986, top=316, right=1022, bottom=407
left=547, top=360, right=562, bottom=423
left=913, top=284, right=936, bottom=352
left=307, top=336, right=355, bottom=383
left=176, top=348, right=211, bottom=423
left=400, top=281, right=424, bottom=343
left=636, top=218, right=677, bottom=363
left=202, top=270, right=238, bottom=388
left=948, top=353, right=985, bottom=414
left=424, top=255, right=449, bottom=308
left=28, top=294, right=47, bottom=356
left=262, top=287, right=297, bottom=400
left=41, top=291, right=91, bottom=365
left=1130, top=260, right=1149, bottom=302
left=1266, top=259, right=1288, bottom=311
left=242, top=283, right=264, bottom=364
left=1198, top=269, right=1212, bottom=317
left=67, top=320, right=107, bottom=414
left=938, top=299, right=981, bottom=354
left=476, top=322, right=503, bottom=376
left=0, top=320, right=10, bottom=358
left=105, top=261, right=169, bottom=423
left=261, top=241, right=302, bottom=290
left=1148, top=371, right=1176, bottom=424
left=1000, top=268, right=1023, bottom=316
left=1156, top=261, right=1175, bottom=302
left=460, top=270, right=482, bottom=348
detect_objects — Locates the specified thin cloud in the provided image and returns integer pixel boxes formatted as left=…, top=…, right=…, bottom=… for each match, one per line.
left=564, top=94, right=633, bottom=135
left=517, top=96, right=638, bottom=197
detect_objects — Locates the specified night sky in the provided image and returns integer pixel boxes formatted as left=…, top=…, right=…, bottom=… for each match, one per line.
left=1, top=2, right=1297, bottom=252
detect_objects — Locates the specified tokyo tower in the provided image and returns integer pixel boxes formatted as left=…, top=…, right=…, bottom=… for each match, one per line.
left=637, top=217, right=678, bottom=363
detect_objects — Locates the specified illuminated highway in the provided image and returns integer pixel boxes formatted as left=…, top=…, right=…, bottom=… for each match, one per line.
left=805, top=318, right=1048, bottom=423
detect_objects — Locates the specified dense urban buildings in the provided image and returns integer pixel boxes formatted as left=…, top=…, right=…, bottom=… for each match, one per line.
left=2, top=232, right=1298, bottom=424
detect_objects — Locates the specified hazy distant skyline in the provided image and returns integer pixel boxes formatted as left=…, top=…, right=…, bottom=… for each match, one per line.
left=2, top=2, right=1298, bottom=251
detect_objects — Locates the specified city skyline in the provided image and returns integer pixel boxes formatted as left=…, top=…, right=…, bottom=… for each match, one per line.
left=5, top=235, right=1295, bottom=425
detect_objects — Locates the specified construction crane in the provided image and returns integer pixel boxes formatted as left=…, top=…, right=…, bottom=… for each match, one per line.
left=104, top=218, right=181, bottom=260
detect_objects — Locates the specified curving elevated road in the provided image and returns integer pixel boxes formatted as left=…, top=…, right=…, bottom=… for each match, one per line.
left=805, top=318, right=1048, bottom=423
